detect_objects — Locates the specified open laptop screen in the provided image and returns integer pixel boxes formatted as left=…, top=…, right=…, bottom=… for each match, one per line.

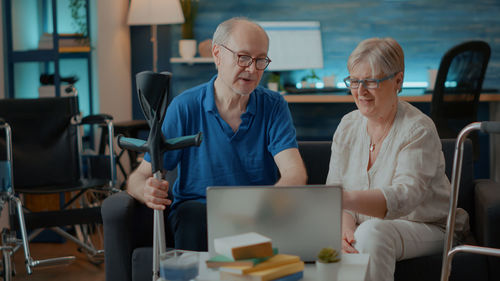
left=206, top=185, right=342, bottom=262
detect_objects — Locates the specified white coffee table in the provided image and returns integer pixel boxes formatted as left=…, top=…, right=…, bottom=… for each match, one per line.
left=196, top=252, right=369, bottom=281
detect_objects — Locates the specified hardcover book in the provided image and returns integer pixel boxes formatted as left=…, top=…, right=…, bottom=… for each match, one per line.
left=219, top=261, right=304, bottom=281
left=206, top=248, right=278, bottom=268
left=219, top=254, right=300, bottom=274
left=214, top=232, right=274, bottom=260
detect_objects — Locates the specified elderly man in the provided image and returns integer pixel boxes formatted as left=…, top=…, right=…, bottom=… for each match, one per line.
left=127, top=17, right=307, bottom=251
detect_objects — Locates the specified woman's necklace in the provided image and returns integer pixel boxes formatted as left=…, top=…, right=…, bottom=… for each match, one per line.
left=369, top=121, right=391, bottom=153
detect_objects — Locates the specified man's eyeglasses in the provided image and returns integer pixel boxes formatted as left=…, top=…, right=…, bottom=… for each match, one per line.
left=344, top=73, right=397, bottom=89
left=220, top=44, right=271, bottom=70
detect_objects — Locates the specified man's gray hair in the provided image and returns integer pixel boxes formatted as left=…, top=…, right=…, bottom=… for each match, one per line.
left=212, top=17, right=268, bottom=49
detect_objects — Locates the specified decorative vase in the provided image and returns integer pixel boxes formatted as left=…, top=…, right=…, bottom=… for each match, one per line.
left=198, top=39, right=213, bottom=58
left=427, top=69, right=438, bottom=90
left=316, top=260, right=340, bottom=281
left=179, top=39, right=197, bottom=59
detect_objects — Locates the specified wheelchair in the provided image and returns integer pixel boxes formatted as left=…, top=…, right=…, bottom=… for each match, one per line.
left=0, top=91, right=119, bottom=279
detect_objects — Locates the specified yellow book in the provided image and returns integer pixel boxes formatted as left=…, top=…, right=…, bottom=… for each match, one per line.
left=219, top=254, right=300, bottom=274
left=219, top=261, right=304, bottom=281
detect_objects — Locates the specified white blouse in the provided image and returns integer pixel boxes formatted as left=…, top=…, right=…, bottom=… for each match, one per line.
left=326, top=100, right=468, bottom=231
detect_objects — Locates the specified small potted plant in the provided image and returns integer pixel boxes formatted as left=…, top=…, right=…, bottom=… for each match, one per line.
left=267, top=72, right=281, bottom=92
left=179, top=0, right=199, bottom=59
left=300, top=70, right=321, bottom=89
left=316, top=247, right=341, bottom=281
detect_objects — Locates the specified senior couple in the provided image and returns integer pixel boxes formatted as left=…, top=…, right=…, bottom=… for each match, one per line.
left=126, top=17, right=468, bottom=281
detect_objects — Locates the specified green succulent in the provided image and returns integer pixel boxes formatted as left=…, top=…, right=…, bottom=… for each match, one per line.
left=317, top=247, right=340, bottom=263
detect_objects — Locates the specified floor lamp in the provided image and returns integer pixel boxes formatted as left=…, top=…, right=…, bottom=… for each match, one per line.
left=127, top=0, right=185, bottom=72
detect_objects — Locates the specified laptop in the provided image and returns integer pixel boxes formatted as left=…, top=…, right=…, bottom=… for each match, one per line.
left=206, top=185, right=342, bottom=262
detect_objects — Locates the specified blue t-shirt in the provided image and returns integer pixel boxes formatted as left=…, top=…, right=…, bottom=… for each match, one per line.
left=144, top=75, right=298, bottom=209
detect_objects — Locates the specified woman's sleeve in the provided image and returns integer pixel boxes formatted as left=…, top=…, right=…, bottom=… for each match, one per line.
left=326, top=120, right=358, bottom=222
left=381, top=124, right=444, bottom=219
left=326, top=133, right=342, bottom=186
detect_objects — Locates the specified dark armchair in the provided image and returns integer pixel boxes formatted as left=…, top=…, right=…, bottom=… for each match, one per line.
left=102, top=140, right=500, bottom=281
left=430, top=40, right=491, bottom=159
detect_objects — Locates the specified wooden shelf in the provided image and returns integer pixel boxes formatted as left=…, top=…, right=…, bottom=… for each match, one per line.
left=170, top=57, right=214, bottom=64
left=283, top=94, right=500, bottom=103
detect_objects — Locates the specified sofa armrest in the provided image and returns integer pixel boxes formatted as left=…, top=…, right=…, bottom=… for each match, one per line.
left=474, top=180, right=500, bottom=281
left=474, top=179, right=500, bottom=247
left=102, top=191, right=154, bottom=281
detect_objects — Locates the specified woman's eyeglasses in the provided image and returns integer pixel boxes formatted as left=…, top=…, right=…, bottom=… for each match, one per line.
left=343, top=73, right=397, bottom=89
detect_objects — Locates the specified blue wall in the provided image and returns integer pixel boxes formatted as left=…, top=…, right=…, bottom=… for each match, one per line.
left=132, top=0, right=500, bottom=129
left=163, top=0, right=500, bottom=94
left=131, top=0, right=500, bottom=105
left=130, top=0, right=500, bottom=177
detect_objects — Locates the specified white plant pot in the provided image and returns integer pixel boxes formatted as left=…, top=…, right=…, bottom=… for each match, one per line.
left=179, top=39, right=197, bottom=59
left=267, top=82, right=279, bottom=92
left=316, top=261, right=340, bottom=281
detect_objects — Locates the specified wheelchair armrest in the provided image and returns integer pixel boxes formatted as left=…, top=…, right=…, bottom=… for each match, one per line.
left=81, top=114, right=113, bottom=125
left=102, top=191, right=153, bottom=281
left=474, top=179, right=500, bottom=247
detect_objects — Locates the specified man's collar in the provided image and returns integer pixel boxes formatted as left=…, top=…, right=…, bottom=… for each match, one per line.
left=204, top=75, right=257, bottom=116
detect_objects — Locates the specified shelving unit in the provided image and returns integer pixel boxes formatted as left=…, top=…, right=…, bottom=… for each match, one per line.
left=3, top=0, right=93, bottom=114
left=170, top=57, right=214, bottom=64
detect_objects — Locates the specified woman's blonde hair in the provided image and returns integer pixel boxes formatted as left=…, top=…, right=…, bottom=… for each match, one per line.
left=347, top=37, right=405, bottom=77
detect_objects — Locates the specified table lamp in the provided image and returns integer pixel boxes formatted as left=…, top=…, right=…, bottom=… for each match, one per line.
left=127, top=0, right=185, bottom=72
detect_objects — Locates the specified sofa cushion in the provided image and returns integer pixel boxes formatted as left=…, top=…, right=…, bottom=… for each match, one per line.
left=298, top=141, right=332, bottom=185
left=395, top=252, right=489, bottom=281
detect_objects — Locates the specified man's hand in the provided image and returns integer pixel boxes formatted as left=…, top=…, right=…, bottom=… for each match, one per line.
left=143, top=177, right=172, bottom=210
left=342, top=227, right=358, bottom=253
left=127, top=160, right=172, bottom=210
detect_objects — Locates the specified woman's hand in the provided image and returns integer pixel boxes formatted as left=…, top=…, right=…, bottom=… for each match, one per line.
left=342, top=211, right=359, bottom=253
left=342, top=227, right=358, bottom=253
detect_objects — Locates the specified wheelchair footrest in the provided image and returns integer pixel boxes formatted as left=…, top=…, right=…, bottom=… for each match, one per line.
left=89, top=249, right=104, bottom=260
left=31, top=255, right=76, bottom=268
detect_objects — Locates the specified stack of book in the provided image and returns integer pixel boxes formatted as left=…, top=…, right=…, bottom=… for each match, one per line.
left=38, top=33, right=90, bottom=53
left=207, top=232, right=304, bottom=281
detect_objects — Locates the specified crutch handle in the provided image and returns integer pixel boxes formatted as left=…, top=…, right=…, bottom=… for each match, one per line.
left=165, top=132, right=203, bottom=151
left=117, top=135, right=148, bottom=152
left=480, top=121, right=500, bottom=134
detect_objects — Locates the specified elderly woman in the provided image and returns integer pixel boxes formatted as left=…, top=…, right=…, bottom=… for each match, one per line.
left=326, top=37, right=468, bottom=281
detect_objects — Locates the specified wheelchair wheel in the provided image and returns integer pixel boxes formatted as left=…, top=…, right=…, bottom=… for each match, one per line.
left=76, top=190, right=106, bottom=265
left=76, top=223, right=104, bottom=265
left=1, top=249, right=12, bottom=281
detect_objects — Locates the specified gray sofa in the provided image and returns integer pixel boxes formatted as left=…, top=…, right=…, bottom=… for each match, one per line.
left=102, top=139, right=500, bottom=281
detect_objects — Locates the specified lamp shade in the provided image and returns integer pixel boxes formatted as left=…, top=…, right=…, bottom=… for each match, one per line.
left=127, top=0, right=185, bottom=26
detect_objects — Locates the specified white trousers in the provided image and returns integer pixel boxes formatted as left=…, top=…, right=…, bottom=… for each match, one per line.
left=353, top=218, right=444, bottom=281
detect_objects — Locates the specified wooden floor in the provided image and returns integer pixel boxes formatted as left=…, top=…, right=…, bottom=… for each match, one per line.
left=11, top=241, right=105, bottom=281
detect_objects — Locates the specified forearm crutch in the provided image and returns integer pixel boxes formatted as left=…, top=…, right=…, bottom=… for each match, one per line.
left=117, top=71, right=202, bottom=281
